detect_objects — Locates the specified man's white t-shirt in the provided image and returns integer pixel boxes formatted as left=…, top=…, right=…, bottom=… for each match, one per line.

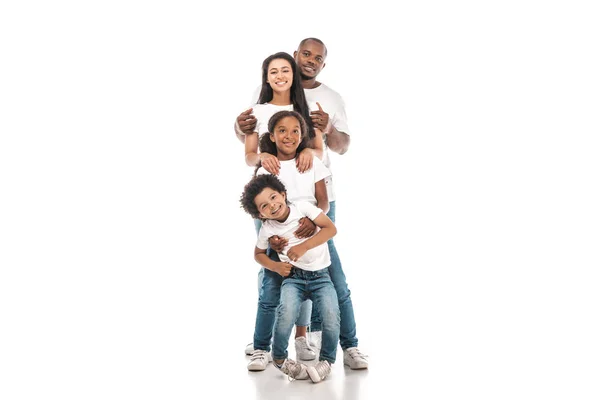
left=250, top=83, right=350, bottom=202
left=256, top=202, right=330, bottom=271
left=257, top=156, right=331, bottom=206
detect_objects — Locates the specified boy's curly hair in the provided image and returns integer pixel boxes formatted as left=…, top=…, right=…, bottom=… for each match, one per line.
left=240, top=174, right=287, bottom=220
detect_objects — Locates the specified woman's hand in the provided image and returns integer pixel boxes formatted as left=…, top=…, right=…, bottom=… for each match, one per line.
left=296, top=148, right=314, bottom=173
left=260, top=153, right=280, bottom=175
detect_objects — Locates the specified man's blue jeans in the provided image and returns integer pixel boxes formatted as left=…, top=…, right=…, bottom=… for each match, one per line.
left=310, top=201, right=359, bottom=349
left=273, top=267, right=340, bottom=364
left=252, top=219, right=311, bottom=351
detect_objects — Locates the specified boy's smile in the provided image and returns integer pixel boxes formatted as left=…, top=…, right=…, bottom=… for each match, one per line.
left=254, top=187, right=290, bottom=222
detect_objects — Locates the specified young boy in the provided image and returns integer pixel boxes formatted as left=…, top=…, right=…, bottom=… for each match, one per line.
left=240, top=174, right=340, bottom=383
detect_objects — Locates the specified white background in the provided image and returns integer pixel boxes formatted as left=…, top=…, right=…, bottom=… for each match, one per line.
left=1, top=1, right=599, bottom=399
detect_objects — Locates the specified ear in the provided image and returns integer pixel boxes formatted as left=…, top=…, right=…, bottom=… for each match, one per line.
left=293, top=50, right=298, bottom=58
left=270, top=132, right=275, bottom=142
left=322, top=62, right=326, bottom=70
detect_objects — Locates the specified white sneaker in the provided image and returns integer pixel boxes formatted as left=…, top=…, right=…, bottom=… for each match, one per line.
left=307, top=360, right=331, bottom=383
left=343, top=347, right=369, bottom=369
left=274, top=358, right=309, bottom=380
left=247, top=349, right=272, bottom=371
left=295, top=336, right=316, bottom=361
left=245, top=342, right=254, bottom=355
left=308, top=330, right=322, bottom=350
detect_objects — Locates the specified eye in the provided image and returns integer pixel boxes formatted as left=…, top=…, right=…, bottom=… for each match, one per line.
left=316, top=57, right=323, bottom=63
left=303, top=51, right=309, bottom=56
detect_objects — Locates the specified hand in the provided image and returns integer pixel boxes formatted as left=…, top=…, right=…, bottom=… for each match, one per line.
left=296, top=148, right=314, bottom=173
left=260, top=153, right=280, bottom=175
left=237, top=108, right=257, bottom=135
left=294, top=217, right=316, bottom=239
left=276, top=262, right=293, bottom=277
left=310, top=102, right=329, bottom=132
left=287, top=244, right=308, bottom=262
left=268, top=235, right=288, bottom=253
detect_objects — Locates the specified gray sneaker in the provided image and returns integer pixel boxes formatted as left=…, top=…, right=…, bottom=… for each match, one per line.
left=307, top=360, right=331, bottom=383
left=245, top=342, right=254, bottom=355
left=294, top=336, right=316, bottom=361
left=247, top=349, right=272, bottom=371
left=275, top=358, right=309, bottom=380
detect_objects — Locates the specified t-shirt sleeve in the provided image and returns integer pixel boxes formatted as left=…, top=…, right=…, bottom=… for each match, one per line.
left=250, top=85, right=261, bottom=106
left=256, top=225, right=270, bottom=250
left=330, top=95, right=350, bottom=135
left=312, top=156, right=331, bottom=183
left=254, top=105, right=270, bottom=135
left=294, top=201, right=323, bottom=221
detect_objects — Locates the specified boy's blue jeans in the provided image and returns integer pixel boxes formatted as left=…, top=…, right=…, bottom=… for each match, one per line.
left=252, top=220, right=311, bottom=351
left=272, top=267, right=340, bottom=364
left=310, top=201, right=359, bottom=350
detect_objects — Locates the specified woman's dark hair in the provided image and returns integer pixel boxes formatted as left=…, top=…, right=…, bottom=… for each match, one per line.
left=258, top=52, right=315, bottom=140
left=240, top=174, right=288, bottom=220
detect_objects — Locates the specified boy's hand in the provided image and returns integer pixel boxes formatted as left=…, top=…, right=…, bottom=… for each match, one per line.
left=294, top=217, right=316, bottom=238
left=287, top=244, right=308, bottom=262
left=276, top=262, right=292, bottom=277
left=268, top=235, right=288, bottom=253
left=237, top=108, right=256, bottom=135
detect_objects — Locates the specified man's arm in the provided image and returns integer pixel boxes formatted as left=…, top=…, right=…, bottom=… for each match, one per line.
left=324, top=125, right=350, bottom=155
left=286, top=213, right=336, bottom=262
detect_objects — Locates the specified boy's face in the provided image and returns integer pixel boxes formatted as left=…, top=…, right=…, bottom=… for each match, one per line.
left=254, top=187, right=289, bottom=222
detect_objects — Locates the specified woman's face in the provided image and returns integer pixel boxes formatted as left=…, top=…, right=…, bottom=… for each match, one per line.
left=266, top=58, right=293, bottom=94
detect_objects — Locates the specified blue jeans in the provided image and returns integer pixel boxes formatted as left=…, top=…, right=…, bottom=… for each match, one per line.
left=252, top=219, right=311, bottom=351
left=310, top=201, right=359, bottom=349
left=273, top=267, right=340, bottom=363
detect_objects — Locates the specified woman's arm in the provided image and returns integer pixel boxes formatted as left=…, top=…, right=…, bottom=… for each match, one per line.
left=245, top=131, right=280, bottom=174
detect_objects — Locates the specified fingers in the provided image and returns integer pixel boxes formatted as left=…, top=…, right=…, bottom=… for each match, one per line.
left=316, top=102, right=323, bottom=111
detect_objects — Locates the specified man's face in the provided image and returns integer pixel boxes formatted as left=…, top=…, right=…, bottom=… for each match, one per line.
left=294, top=40, right=326, bottom=80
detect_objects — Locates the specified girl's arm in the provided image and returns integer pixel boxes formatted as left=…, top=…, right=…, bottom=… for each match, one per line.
left=315, top=179, right=329, bottom=215
left=254, top=246, right=292, bottom=277
left=286, top=213, right=336, bottom=262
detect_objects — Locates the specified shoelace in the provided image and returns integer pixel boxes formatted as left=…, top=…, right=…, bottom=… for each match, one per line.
left=313, top=360, right=331, bottom=378
left=296, top=338, right=314, bottom=353
left=282, top=360, right=304, bottom=382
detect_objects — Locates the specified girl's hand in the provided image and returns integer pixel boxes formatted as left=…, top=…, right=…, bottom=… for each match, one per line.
left=276, top=262, right=292, bottom=277
left=287, top=244, right=308, bottom=262
left=294, top=217, right=316, bottom=238
left=268, top=235, right=288, bottom=253
left=260, top=153, right=280, bottom=175
left=296, top=149, right=313, bottom=173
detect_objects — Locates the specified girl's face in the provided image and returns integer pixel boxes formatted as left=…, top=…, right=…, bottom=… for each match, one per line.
left=270, top=116, right=302, bottom=160
left=266, top=58, right=293, bottom=94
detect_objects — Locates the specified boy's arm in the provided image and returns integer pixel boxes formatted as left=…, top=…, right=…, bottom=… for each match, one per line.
left=286, top=213, right=336, bottom=262
left=254, top=247, right=292, bottom=277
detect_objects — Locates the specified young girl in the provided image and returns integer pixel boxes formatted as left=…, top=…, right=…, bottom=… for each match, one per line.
left=256, top=111, right=368, bottom=372
left=251, top=110, right=336, bottom=381
left=245, top=52, right=325, bottom=371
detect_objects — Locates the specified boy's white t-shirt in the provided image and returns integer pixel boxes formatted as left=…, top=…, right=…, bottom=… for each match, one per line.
left=256, top=156, right=331, bottom=206
left=256, top=202, right=330, bottom=271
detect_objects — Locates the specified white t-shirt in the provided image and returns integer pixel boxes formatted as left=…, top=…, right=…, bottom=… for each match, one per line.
left=256, top=202, right=330, bottom=271
left=250, top=83, right=350, bottom=201
left=252, top=102, right=319, bottom=136
left=257, top=156, right=331, bottom=206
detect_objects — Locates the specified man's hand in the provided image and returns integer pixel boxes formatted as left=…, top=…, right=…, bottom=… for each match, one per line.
left=294, top=217, right=316, bottom=239
left=310, top=102, right=329, bottom=132
left=275, top=262, right=293, bottom=277
left=269, top=235, right=288, bottom=253
left=287, top=244, right=308, bottom=262
left=237, top=108, right=257, bottom=135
